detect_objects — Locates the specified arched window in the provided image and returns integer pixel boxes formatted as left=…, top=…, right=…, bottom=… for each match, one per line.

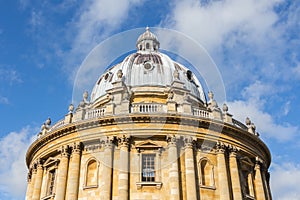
left=199, top=158, right=215, bottom=188
left=240, top=157, right=255, bottom=198
left=85, top=159, right=98, bottom=188
left=146, top=43, right=150, bottom=49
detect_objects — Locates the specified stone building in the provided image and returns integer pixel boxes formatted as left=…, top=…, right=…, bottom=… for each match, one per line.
left=25, top=28, right=272, bottom=200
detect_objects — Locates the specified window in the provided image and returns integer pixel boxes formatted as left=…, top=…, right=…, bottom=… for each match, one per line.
left=142, top=154, right=155, bottom=182
left=199, top=158, right=215, bottom=189
left=135, top=140, right=163, bottom=189
left=146, top=43, right=150, bottom=49
left=42, top=157, right=59, bottom=199
left=239, top=157, right=255, bottom=199
left=47, top=169, right=56, bottom=196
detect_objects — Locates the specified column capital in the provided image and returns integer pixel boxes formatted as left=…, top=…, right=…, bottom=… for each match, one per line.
left=184, top=136, right=194, bottom=149
left=118, top=135, right=130, bottom=147
left=35, top=158, right=44, bottom=169
left=215, top=141, right=226, bottom=153
left=27, top=172, right=32, bottom=183
left=229, top=145, right=239, bottom=157
left=102, top=136, right=114, bottom=149
left=60, top=145, right=70, bottom=157
left=255, top=156, right=264, bottom=170
left=71, top=142, right=82, bottom=154
left=167, top=135, right=177, bottom=147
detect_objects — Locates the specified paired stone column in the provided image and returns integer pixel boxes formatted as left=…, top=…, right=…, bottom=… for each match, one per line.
left=101, top=137, right=114, bottom=200
left=229, top=147, right=243, bottom=200
left=32, top=159, right=44, bottom=200
left=55, top=145, right=70, bottom=200
left=66, top=142, right=82, bottom=200
left=184, top=137, right=197, bottom=200
left=167, top=135, right=180, bottom=200
left=118, top=135, right=130, bottom=200
left=216, top=142, right=230, bottom=200
left=254, top=159, right=266, bottom=200
left=26, top=168, right=35, bottom=200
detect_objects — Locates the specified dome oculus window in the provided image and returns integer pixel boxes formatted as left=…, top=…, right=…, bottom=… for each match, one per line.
left=187, top=70, right=192, bottom=81
left=144, top=62, right=153, bottom=71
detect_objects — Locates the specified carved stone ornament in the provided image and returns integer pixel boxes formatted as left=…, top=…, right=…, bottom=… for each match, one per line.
left=184, top=136, right=194, bottom=148
left=103, top=136, right=114, bottom=149
left=72, top=142, right=82, bottom=153
left=167, top=91, right=174, bottom=100
left=167, top=135, right=177, bottom=146
left=215, top=141, right=226, bottom=153
left=60, top=145, right=69, bottom=157
left=118, top=135, right=130, bottom=147
left=68, top=103, right=74, bottom=113
left=173, top=69, right=179, bottom=80
left=222, top=103, right=228, bottom=113
left=117, top=69, right=123, bottom=79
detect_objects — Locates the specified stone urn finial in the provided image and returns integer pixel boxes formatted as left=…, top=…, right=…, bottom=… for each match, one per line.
left=45, top=117, right=51, bottom=126
left=222, top=103, right=228, bottom=113
left=245, top=117, right=251, bottom=126
left=83, top=91, right=88, bottom=101
left=69, top=103, right=74, bottom=113
left=173, top=70, right=179, bottom=80
left=208, top=91, right=214, bottom=101
left=117, top=69, right=123, bottom=79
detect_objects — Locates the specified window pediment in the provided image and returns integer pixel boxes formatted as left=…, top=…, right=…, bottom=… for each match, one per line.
left=43, top=157, right=59, bottom=168
left=135, top=140, right=162, bottom=150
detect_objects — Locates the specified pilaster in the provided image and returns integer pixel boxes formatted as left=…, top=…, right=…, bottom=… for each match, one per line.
left=254, top=158, right=267, bottom=200
left=184, top=137, right=197, bottom=200
left=215, top=142, right=230, bottom=200
left=229, top=147, right=243, bottom=200
left=32, top=159, right=44, bottom=200
left=26, top=168, right=35, bottom=200
left=56, top=145, right=70, bottom=200
left=167, top=135, right=180, bottom=200
left=118, top=135, right=130, bottom=200
left=66, top=142, right=81, bottom=200
left=101, top=137, right=114, bottom=200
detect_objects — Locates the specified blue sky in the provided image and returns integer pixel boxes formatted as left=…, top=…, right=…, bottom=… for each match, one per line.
left=0, top=0, right=300, bottom=199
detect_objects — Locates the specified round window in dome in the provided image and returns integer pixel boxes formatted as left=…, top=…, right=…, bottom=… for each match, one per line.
left=144, top=62, right=153, bottom=71
left=104, top=72, right=112, bottom=81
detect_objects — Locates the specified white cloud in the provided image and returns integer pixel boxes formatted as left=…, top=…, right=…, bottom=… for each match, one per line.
left=63, top=0, right=143, bottom=80
left=226, top=80, right=299, bottom=142
left=0, top=96, right=9, bottom=105
left=0, top=127, right=36, bottom=199
left=163, top=0, right=282, bottom=52
left=271, top=162, right=300, bottom=200
left=0, top=67, right=22, bottom=85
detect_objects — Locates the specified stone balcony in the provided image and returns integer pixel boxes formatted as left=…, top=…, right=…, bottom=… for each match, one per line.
left=39, top=102, right=257, bottom=139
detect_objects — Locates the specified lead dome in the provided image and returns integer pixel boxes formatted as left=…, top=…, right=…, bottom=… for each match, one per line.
left=91, top=28, right=206, bottom=104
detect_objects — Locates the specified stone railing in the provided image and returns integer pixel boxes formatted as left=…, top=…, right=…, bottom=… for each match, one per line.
left=192, top=107, right=211, bottom=118
left=85, top=108, right=105, bottom=119
left=232, top=118, right=248, bottom=130
left=130, top=103, right=164, bottom=113
left=49, top=119, right=65, bottom=131
left=47, top=106, right=250, bottom=136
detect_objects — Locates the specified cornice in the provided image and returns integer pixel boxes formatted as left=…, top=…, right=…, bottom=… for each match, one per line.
left=26, top=113, right=271, bottom=168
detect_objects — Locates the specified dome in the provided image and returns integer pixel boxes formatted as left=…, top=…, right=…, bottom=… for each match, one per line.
left=91, top=28, right=206, bottom=104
